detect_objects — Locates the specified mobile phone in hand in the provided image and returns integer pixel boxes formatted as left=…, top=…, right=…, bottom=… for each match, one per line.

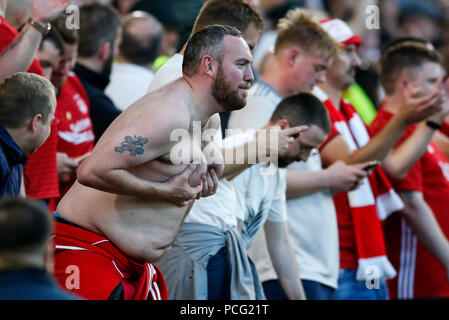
left=363, top=160, right=380, bottom=171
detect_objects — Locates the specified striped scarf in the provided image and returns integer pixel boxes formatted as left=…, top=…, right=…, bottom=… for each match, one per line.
left=314, top=87, right=402, bottom=280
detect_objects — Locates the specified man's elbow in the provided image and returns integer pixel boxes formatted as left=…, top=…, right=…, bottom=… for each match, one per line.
left=389, top=169, right=408, bottom=180
left=398, top=192, right=424, bottom=218
left=384, top=163, right=408, bottom=180
left=76, top=161, right=98, bottom=188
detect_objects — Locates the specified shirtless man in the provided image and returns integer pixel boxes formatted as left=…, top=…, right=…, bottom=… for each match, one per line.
left=52, top=25, right=264, bottom=300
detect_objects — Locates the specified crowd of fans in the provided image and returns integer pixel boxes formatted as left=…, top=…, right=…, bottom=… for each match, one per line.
left=1, top=0, right=449, bottom=301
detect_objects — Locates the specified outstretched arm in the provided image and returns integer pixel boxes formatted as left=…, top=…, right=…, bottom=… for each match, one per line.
left=286, top=159, right=368, bottom=198
left=0, top=0, right=69, bottom=81
left=222, top=125, right=308, bottom=180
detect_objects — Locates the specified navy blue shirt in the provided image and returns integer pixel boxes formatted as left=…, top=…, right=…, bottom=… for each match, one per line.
left=74, top=63, right=121, bottom=143
left=0, top=268, right=78, bottom=300
left=0, top=121, right=27, bottom=197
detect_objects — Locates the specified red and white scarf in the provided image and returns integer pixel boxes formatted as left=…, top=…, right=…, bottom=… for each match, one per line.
left=314, top=87, right=403, bottom=281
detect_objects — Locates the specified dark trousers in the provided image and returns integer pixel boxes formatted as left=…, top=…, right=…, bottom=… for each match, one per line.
left=207, top=246, right=231, bottom=300
left=263, top=279, right=335, bottom=300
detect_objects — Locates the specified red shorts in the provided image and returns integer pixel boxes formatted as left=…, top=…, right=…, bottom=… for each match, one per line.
left=53, top=218, right=168, bottom=300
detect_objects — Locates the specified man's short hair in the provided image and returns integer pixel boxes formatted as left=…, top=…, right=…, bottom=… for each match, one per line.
left=270, top=92, right=331, bottom=134
left=183, top=25, right=242, bottom=77
left=78, top=3, right=121, bottom=58
left=379, top=38, right=443, bottom=95
left=191, top=0, right=264, bottom=35
left=0, top=198, right=51, bottom=254
left=0, top=72, right=55, bottom=128
left=39, top=29, right=65, bottom=56
left=120, top=11, right=163, bottom=66
left=51, top=13, right=79, bottom=45
left=275, top=8, right=337, bottom=58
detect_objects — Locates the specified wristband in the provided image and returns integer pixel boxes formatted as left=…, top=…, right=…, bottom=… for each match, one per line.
left=426, top=120, right=442, bottom=130
left=27, top=18, right=51, bottom=36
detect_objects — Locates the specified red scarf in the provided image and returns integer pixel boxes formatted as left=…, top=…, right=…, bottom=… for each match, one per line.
left=314, top=87, right=402, bottom=280
left=53, top=221, right=168, bottom=300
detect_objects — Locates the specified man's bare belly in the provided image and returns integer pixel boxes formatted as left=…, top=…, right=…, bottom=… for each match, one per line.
left=56, top=160, right=196, bottom=262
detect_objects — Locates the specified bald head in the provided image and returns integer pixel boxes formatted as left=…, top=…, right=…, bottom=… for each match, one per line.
left=120, top=11, right=163, bottom=67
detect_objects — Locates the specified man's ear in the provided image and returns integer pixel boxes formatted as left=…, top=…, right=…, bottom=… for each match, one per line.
left=287, top=47, right=300, bottom=68
left=99, top=41, right=111, bottom=62
left=397, top=76, right=409, bottom=91
left=276, top=118, right=290, bottom=130
left=201, top=55, right=217, bottom=80
left=29, top=114, right=42, bottom=134
left=396, top=75, right=416, bottom=98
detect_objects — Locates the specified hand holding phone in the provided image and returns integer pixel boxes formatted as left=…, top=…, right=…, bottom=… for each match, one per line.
left=362, top=160, right=380, bottom=171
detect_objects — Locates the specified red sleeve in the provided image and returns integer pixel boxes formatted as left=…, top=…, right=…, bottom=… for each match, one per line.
left=0, top=17, right=17, bottom=50
left=388, top=159, right=423, bottom=193
left=440, top=120, right=449, bottom=138
left=0, top=17, right=44, bottom=77
left=370, top=109, right=424, bottom=193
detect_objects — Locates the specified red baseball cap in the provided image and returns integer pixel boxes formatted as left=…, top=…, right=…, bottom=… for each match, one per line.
left=320, top=18, right=362, bottom=48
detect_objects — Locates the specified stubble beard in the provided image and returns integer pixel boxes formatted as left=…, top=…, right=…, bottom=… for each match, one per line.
left=212, top=65, right=247, bottom=111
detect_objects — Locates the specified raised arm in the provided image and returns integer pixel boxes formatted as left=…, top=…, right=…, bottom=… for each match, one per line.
left=383, top=122, right=440, bottom=179
left=382, top=80, right=449, bottom=179
left=321, top=86, right=442, bottom=167
left=0, top=0, right=69, bottom=81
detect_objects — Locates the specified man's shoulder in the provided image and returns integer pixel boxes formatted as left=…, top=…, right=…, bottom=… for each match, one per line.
left=369, top=107, right=394, bottom=135
left=130, top=90, right=191, bottom=130
left=228, top=82, right=279, bottom=131
left=246, top=81, right=281, bottom=109
left=249, top=81, right=280, bottom=99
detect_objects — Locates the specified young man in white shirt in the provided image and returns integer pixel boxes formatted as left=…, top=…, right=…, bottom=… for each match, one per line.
left=228, top=9, right=369, bottom=300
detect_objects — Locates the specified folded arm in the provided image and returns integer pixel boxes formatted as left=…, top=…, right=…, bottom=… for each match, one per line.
left=77, top=114, right=203, bottom=206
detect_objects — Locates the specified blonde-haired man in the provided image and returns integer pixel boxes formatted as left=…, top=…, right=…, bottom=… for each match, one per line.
left=228, top=9, right=372, bottom=300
